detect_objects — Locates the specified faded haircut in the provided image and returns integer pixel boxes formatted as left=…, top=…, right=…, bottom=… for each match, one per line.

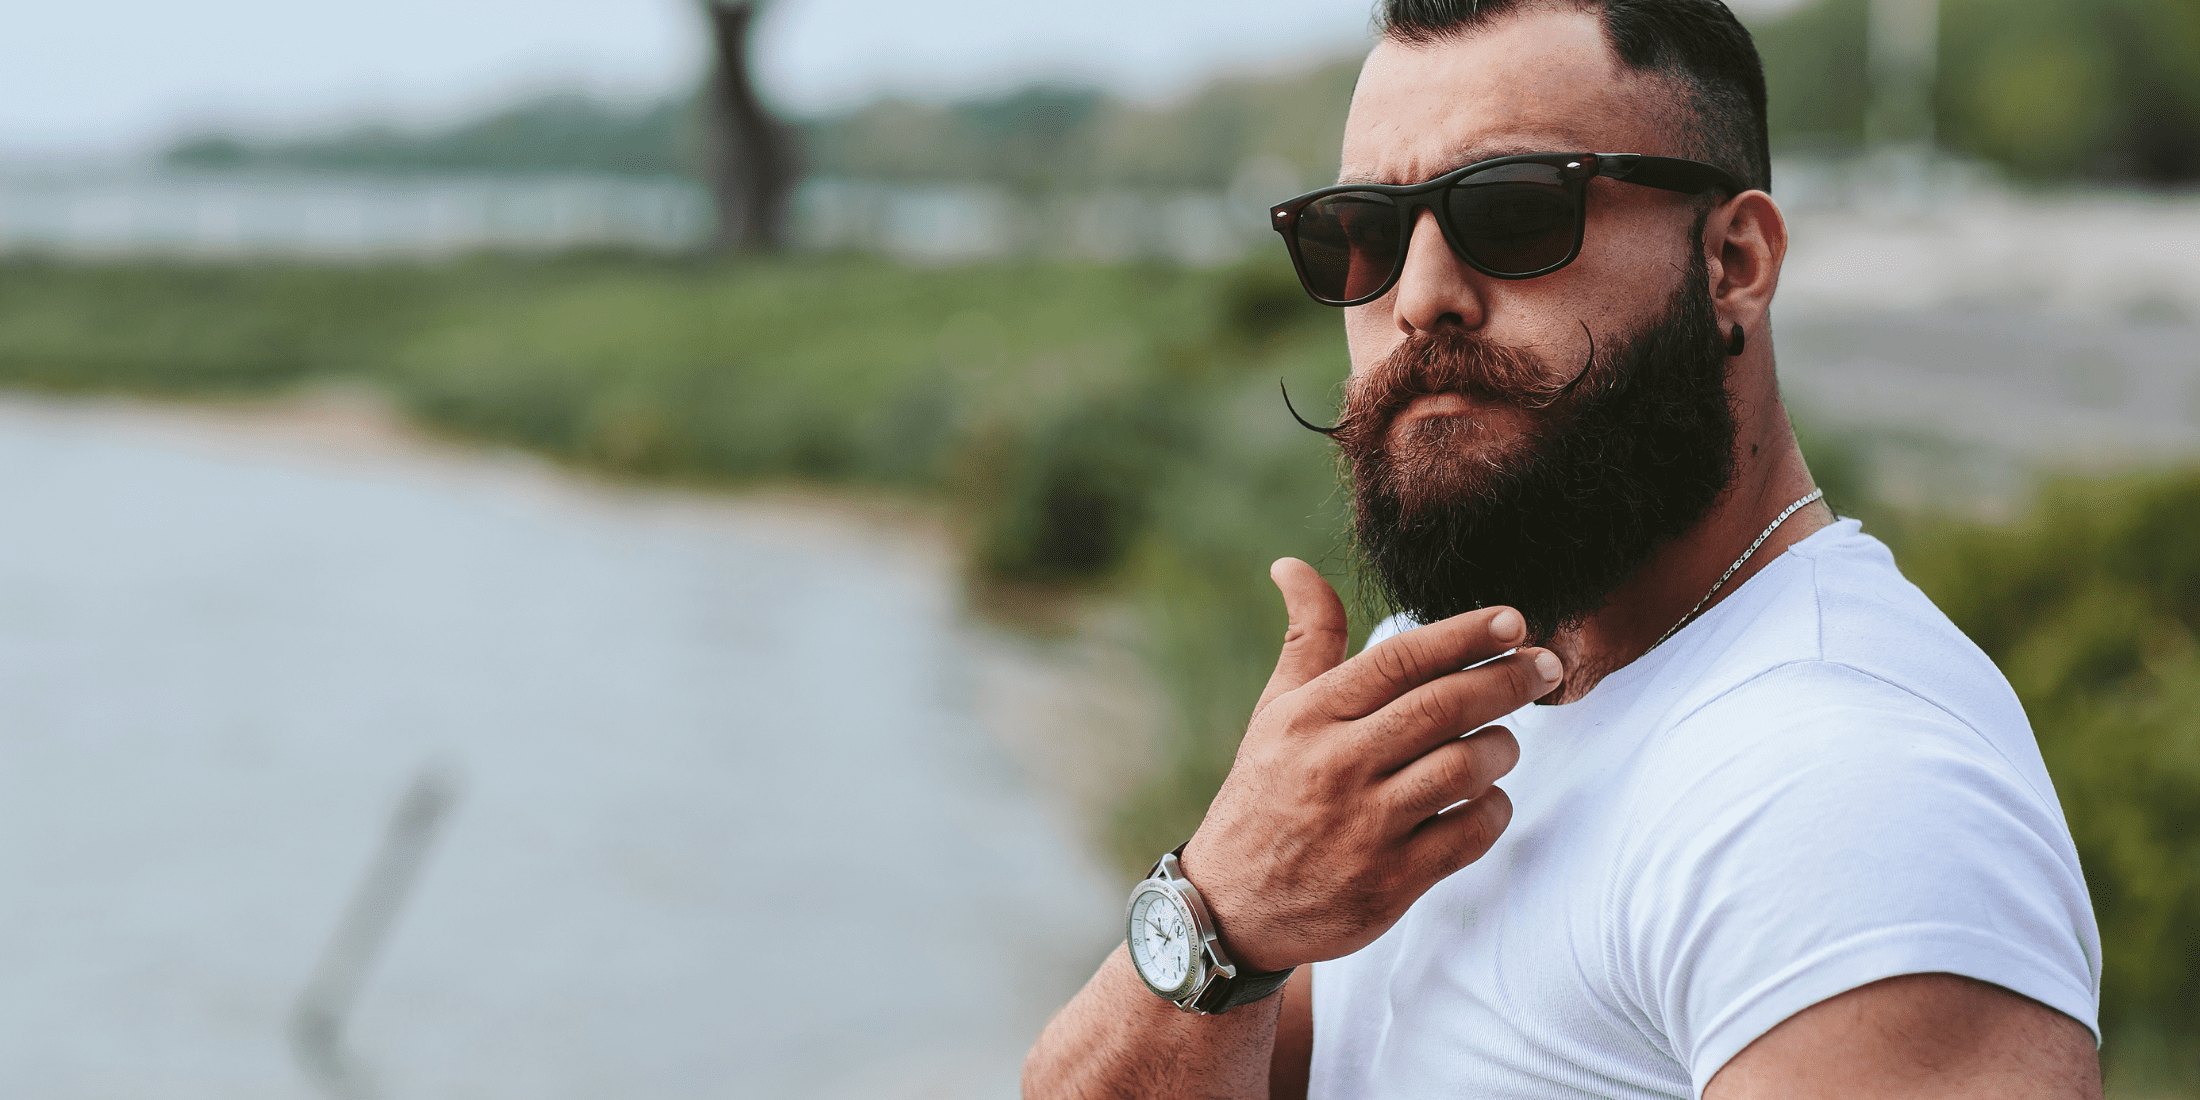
left=1379, top=0, right=1771, bottom=194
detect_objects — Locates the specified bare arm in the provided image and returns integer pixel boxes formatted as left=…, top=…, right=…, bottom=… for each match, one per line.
left=1706, top=973, right=2100, bottom=1099
left=1023, top=559, right=1557, bottom=1098
left=1024, top=947, right=1284, bottom=1100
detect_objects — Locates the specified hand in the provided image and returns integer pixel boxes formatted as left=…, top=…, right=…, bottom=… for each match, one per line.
left=1180, top=558, right=1561, bottom=973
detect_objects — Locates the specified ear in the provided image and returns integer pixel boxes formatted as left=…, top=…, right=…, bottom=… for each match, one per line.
left=1700, top=189, right=1786, bottom=341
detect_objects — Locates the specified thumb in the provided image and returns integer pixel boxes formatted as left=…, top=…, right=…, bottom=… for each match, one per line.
left=1253, top=558, right=1350, bottom=717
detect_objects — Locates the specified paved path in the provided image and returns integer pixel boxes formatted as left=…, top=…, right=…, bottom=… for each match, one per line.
left=1775, top=308, right=2200, bottom=511
left=1768, top=195, right=2200, bottom=511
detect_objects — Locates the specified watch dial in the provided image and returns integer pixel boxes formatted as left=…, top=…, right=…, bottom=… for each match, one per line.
left=1129, top=888, right=1196, bottom=994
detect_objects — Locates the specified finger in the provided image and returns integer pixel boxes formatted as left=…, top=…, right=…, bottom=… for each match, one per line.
left=1350, top=648, right=1559, bottom=768
left=1380, top=724, right=1520, bottom=820
left=1406, top=787, right=1514, bottom=884
left=1252, top=558, right=1350, bottom=718
left=1310, top=605, right=1531, bottom=720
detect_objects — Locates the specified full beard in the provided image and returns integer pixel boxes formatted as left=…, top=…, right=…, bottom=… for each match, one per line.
left=1333, top=245, right=1738, bottom=643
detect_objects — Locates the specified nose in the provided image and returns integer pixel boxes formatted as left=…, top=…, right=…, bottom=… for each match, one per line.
left=1391, top=206, right=1487, bottom=336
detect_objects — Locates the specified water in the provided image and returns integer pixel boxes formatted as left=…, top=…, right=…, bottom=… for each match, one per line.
left=0, top=168, right=1257, bottom=265
left=0, top=169, right=710, bottom=258
left=0, top=397, right=1120, bottom=1100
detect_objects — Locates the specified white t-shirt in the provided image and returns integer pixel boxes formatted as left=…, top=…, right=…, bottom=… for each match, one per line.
left=1309, top=519, right=2100, bottom=1099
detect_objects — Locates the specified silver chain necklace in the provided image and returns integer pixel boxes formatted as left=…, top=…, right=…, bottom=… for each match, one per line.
left=1647, top=488, right=1824, bottom=653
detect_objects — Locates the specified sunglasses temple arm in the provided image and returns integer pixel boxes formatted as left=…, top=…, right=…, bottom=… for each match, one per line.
left=1596, top=153, right=1742, bottom=196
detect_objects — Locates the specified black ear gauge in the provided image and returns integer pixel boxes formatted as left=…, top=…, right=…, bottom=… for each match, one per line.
left=1726, top=323, right=1746, bottom=357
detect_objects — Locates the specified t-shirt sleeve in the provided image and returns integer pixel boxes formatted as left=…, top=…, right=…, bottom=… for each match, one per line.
left=1606, top=661, right=2101, bottom=1096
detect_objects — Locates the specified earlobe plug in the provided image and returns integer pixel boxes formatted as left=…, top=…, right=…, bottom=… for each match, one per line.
left=1726, top=323, right=1746, bottom=357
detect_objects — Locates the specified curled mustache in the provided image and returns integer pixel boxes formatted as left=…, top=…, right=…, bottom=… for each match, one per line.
left=1282, top=321, right=1596, bottom=439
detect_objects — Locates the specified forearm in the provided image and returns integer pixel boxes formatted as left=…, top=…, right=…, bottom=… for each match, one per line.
left=1023, top=945, right=1280, bottom=1100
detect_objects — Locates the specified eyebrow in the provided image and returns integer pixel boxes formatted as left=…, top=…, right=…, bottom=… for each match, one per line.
left=1336, top=143, right=1578, bottom=186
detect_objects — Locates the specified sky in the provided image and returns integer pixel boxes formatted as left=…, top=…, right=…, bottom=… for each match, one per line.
left=0, top=0, right=1808, bottom=156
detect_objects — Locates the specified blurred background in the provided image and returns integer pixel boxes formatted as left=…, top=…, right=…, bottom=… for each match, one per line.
left=1, top=0, right=2196, bottom=1096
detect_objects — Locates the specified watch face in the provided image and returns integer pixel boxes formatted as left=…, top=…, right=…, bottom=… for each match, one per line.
left=1128, top=886, right=1199, bottom=997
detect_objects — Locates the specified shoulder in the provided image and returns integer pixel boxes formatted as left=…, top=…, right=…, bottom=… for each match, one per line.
left=1623, top=659, right=2071, bottom=868
left=1607, top=664, right=2100, bottom=1096
left=1597, top=525, right=2101, bottom=1092
left=1654, top=520, right=2061, bottom=806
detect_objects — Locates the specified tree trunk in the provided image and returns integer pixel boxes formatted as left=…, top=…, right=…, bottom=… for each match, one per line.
left=701, top=1, right=798, bottom=252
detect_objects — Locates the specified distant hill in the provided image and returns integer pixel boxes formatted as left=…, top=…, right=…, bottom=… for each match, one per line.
left=166, top=94, right=695, bottom=176
left=162, top=60, right=1362, bottom=192
left=163, top=0, right=2200, bottom=187
left=795, top=61, right=1361, bottom=192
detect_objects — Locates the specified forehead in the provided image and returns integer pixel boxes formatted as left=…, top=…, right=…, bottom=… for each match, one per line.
left=1340, top=7, right=1676, bottom=185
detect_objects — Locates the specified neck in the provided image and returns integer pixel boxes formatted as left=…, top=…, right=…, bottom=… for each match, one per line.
left=1536, top=366, right=1832, bottom=705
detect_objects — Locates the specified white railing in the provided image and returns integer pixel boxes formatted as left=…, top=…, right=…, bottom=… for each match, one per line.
left=0, top=167, right=1286, bottom=265
left=0, top=169, right=713, bottom=258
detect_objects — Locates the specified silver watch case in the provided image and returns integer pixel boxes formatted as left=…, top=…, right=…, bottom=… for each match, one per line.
left=1124, top=851, right=1243, bottom=1010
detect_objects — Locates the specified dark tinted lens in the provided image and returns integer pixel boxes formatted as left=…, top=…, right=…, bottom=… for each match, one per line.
left=1293, top=192, right=1401, bottom=302
left=1444, top=166, right=1578, bottom=275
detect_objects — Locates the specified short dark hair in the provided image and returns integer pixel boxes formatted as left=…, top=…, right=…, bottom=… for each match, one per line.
left=1379, top=0, right=1770, bottom=194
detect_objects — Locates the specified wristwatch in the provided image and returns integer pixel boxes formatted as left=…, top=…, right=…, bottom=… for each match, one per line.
left=1125, top=845, right=1294, bottom=1014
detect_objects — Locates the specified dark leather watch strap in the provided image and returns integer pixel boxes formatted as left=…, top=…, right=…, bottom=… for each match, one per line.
left=1190, top=961, right=1296, bottom=1013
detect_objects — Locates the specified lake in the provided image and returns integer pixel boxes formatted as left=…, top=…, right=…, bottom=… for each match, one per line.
left=0, top=394, right=1122, bottom=1100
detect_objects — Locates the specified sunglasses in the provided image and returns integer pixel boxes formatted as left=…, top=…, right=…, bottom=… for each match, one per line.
left=1269, top=152, right=1742, bottom=306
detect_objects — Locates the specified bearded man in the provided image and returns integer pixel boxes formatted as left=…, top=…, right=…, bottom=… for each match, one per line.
left=1024, top=1, right=2102, bottom=1097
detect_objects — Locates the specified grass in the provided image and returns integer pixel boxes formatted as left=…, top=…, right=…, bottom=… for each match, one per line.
left=2, top=251, right=2192, bottom=1089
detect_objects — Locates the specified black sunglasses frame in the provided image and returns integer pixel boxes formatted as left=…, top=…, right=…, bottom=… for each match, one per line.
left=1269, top=152, right=1744, bottom=307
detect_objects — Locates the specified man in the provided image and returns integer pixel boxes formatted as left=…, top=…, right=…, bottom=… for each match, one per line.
left=1024, top=0, right=2102, bottom=1097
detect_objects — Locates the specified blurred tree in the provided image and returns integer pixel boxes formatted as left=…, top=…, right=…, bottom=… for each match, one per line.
left=1866, top=0, right=1939, bottom=150
left=700, top=0, right=800, bottom=251
left=1754, top=0, right=2200, bottom=182
left=1945, top=0, right=2200, bottom=182
left=1755, top=0, right=1874, bottom=150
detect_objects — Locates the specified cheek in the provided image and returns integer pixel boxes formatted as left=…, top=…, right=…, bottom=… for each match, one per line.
left=1341, top=304, right=1398, bottom=377
left=1485, top=240, right=1681, bottom=340
left=1567, top=201, right=1695, bottom=315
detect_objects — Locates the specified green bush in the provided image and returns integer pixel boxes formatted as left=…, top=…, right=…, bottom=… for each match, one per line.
left=0, top=258, right=433, bottom=392
left=1899, top=472, right=2200, bottom=1085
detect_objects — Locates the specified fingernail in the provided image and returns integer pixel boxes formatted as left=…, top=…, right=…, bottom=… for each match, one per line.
left=1491, top=609, right=1523, bottom=641
left=1534, top=651, right=1563, bottom=682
